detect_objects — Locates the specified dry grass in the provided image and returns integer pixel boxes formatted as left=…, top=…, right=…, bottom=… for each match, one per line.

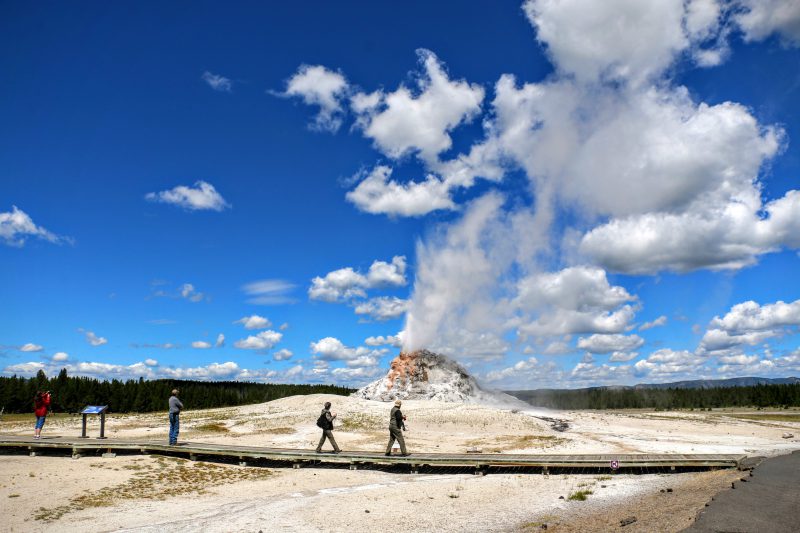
left=567, top=490, right=593, bottom=501
left=722, top=413, right=800, bottom=423
left=194, top=422, right=230, bottom=433
left=467, top=434, right=567, bottom=453
left=33, top=456, right=271, bottom=522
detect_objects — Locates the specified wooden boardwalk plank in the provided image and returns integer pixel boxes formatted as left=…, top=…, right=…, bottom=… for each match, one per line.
left=0, top=435, right=744, bottom=470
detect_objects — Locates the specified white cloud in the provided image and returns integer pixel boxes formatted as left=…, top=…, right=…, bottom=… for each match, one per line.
left=273, top=349, right=293, bottom=361
left=734, top=0, right=800, bottom=45
left=51, top=352, right=68, bottom=362
left=20, top=343, right=43, bottom=352
left=364, top=334, right=403, bottom=348
left=354, top=296, right=408, bottom=321
left=144, top=358, right=158, bottom=366
left=180, top=283, right=207, bottom=303
left=234, top=330, right=283, bottom=350
left=192, top=341, right=212, bottom=349
left=609, top=351, right=639, bottom=363
left=515, top=266, right=637, bottom=337
left=283, top=65, right=349, bottom=132
left=523, top=0, right=725, bottom=85
left=308, top=256, right=407, bottom=302
left=633, top=349, right=704, bottom=378
left=0, top=206, right=70, bottom=247
left=235, top=315, right=272, bottom=330
left=484, top=357, right=540, bottom=382
left=85, top=331, right=108, bottom=347
left=145, top=181, right=230, bottom=211
left=345, top=165, right=456, bottom=217
left=309, top=336, right=381, bottom=362
left=352, top=49, right=484, bottom=162
left=242, top=279, right=296, bottom=305
left=215, top=334, right=225, bottom=348
left=330, top=366, right=383, bottom=383
left=710, top=299, right=800, bottom=333
left=201, top=71, right=233, bottom=92
left=577, top=334, right=644, bottom=354
left=640, top=316, right=668, bottom=331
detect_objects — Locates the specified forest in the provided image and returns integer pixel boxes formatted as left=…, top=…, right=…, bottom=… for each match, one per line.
left=508, top=383, right=800, bottom=410
left=0, top=370, right=354, bottom=414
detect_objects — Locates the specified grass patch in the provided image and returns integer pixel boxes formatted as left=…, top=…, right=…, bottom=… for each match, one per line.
left=468, top=434, right=567, bottom=453
left=723, top=414, right=800, bottom=423
left=338, top=413, right=383, bottom=432
left=262, top=427, right=294, bottom=434
left=568, top=490, right=593, bottom=501
left=33, top=456, right=271, bottom=522
left=8, top=494, right=20, bottom=498
left=194, top=422, right=229, bottom=433
left=595, top=475, right=612, bottom=481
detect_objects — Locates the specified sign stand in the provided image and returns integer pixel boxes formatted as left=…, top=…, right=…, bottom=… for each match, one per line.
left=79, top=405, right=109, bottom=439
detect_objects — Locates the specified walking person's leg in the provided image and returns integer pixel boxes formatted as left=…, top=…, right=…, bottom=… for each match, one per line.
left=316, top=430, right=326, bottom=452
left=385, top=430, right=396, bottom=455
left=326, top=430, right=341, bottom=452
left=395, top=429, right=407, bottom=455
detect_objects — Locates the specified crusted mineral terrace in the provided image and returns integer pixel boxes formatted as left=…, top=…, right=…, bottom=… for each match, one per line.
left=354, top=349, right=510, bottom=404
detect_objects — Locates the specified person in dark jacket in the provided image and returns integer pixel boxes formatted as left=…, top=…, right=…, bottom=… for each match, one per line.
left=385, top=399, right=409, bottom=456
left=33, top=391, right=51, bottom=439
left=168, top=389, right=183, bottom=445
left=315, top=401, right=341, bottom=453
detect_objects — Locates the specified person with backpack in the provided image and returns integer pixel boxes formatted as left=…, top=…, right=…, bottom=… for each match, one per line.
left=315, top=401, right=341, bottom=453
left=385, top=399, right=409, bottom=456
left=33, top=390, right=51, bottom=439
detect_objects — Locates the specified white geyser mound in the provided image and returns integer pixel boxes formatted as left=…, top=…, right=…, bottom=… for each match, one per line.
left=354, top=349, right=522, bottom=407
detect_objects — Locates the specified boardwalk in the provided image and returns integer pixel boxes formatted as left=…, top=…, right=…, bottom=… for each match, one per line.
left=0, top=435, right=745, bottom=473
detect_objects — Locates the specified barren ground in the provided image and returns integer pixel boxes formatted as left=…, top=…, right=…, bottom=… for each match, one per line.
left=2, top=394, right=799, bottom=532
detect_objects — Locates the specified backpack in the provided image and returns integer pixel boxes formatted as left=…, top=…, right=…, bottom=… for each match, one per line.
left=316, top=412, right=328, bottom=429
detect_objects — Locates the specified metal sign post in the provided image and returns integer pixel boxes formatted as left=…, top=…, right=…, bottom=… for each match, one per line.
left=79, top=405, right=109, bottom=439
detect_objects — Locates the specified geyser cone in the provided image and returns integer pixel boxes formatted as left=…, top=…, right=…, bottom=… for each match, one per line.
left=354, top=349, right=486, bottom=402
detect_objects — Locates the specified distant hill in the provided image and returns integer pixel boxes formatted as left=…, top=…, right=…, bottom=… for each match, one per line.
left=633, top=376, right=800, bottom=390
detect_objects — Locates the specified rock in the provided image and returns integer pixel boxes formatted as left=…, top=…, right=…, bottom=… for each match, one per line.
left=559, top=495, right=564, bottom=499
left=365, top=510, right=370, bottom=513
left=731, top=482, right=735, bottom=489
left=666, top=488, right=673, bottom=493
left=620, top=516, right=637, bottom=527
left=782, top=433, right=794, bottom=439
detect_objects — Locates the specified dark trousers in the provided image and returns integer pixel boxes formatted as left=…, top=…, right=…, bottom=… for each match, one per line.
left=169, top=412, right=180, bottom=444
left=316, top=429, right=340, bottom=452
left=385, top=427, right=407, bottom=454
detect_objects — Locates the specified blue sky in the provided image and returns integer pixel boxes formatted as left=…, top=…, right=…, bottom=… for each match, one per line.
left=2, top=0, right=800, bottom=389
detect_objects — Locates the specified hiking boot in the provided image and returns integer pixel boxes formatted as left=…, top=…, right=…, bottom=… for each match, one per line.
left=314, top=449, right=322, bottom=453
left=401, top=453, right=411, bottom=456
left=333, top=450, right=342, bottom=454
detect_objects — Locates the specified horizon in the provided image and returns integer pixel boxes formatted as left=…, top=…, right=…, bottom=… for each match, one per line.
left=2, top=1, right=800, bottom=390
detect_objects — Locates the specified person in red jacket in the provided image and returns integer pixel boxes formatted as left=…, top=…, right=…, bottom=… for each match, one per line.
left=33, top=391, right=51, bottom=439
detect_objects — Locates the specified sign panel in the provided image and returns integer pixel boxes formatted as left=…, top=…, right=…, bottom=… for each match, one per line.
left=610, top=460, right=619, bottom=470
left=81, top=405, right=108, bottom=414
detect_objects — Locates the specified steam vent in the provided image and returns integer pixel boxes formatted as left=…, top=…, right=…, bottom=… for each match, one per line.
left=354, top=349, right=486, bottom=402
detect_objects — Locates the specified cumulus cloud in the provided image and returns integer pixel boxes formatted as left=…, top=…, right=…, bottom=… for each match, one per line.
left=345, top=165, right=456, bottom=217
left=1, top=206, right=70, bottom=247
left=180, top=283, right=207, bottom=303
left=241, top=279, right=297, bottom=305
left=352, top=49, right=484, bottom=162
left=201, top=71, right=233, bottom=92
left=234, top=330, right=283, bottom=350
left=84, top=331, right=108, bottom=347
left=364, top=334, right=403, bottom=348
left=215, top=334, right=225, bottom=348
left=734, top=0, right=800, bottom=45
left=144, top=358, right=158, bottom=366
left=634, top=349, right=704, bottom=378
left=354, top=296, right=409, bottom=321
left=282, top=65, right=349, bottom=132
left=20, top=343, right=44, bottom=352
left=640, top=316, right=668, bottom=331
left=145, top=181, right=230, bottom=211
left=577, top=334, right=644, bottom=354
left=308, top=256, right=407, bottom=302
left=697, top=298, right=800, bottom=354
left=309, top=336, right=383, bottom=362
left=273, top=349, right=293, bottom=361
left=51, top=352, right=68, bottom=362
left=192, top=341, right=212, bottom=349
left=235, top=315, right=272, bottom=330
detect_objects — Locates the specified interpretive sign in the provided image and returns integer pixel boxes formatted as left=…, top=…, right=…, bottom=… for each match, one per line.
left=610, top=460, right=619, bottom=470
left=79, top=405, right=109, bottom=439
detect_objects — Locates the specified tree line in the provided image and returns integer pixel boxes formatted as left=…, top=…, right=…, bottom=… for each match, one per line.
left=0, top=369, right=355, bottom=414
left=509, top=383, right=800, bottom=410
